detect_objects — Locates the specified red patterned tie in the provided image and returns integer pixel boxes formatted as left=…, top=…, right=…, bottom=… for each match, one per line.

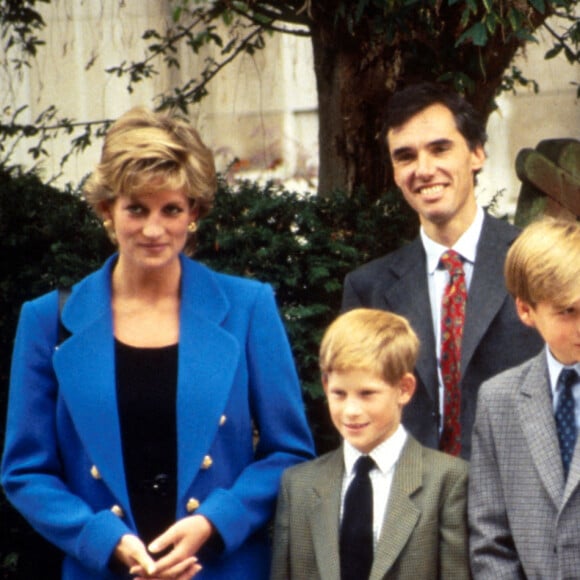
left=439, top=250, right=467, bottom=456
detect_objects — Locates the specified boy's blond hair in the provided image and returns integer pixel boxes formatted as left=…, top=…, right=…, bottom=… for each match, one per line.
left=505, top=218, right=580, bottom=309
left=320, top=308, right=419, bottom=384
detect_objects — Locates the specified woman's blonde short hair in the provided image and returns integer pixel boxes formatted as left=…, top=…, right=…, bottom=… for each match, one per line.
left=505, top=218, right=580, bottom=309
left=319, top=308, right=419, bottom=384
left=83, top=106, right=216, bottom=220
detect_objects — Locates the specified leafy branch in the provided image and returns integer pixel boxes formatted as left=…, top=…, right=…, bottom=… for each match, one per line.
left=155, top=25, right=267, bottom=112
left=105, top=6, right=215, bottom=94
left=0, top=0, right=46, bottom=71
left=543, top=17, right=580, bottom=65
left=0, top=105, right=113, bottom=171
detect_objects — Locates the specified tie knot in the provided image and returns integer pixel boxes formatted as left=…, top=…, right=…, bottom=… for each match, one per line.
left=354, top=455, right=375, bottom=477
left=440, top=250, right=464, bottom=274
left=560, top=368, right=579, bottom=390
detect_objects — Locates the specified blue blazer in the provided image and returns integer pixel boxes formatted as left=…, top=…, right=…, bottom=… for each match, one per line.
left=1, top=254, right=315, bottom=579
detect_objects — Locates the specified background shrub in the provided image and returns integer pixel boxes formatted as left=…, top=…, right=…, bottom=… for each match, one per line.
left=0, top=171, right=417, bottom=577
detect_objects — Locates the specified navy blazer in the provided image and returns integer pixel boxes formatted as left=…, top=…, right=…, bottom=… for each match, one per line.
left=1, top=254, right=315, bottom=579
left=342, top=214, right=543, bottom=459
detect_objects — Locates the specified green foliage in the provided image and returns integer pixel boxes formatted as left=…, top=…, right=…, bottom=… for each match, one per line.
left=0, top=169, right=112, bottom=359
left=0, top=168, right=113, bottom=432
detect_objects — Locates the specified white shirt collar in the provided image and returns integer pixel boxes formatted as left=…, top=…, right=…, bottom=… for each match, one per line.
left=421, top=205, right=484, bottom=275
left=343, top=424, right=408, bottom=477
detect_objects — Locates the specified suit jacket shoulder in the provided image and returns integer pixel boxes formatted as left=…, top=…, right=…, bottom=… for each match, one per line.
left=341, top=212, right=517, bottom=312
left=412, top=437, right=468, bottom=476
left=477, top=351, right=545, bottom=404
left=281, top=448, right=343, bottom=488
left=343, top=238, right=423, bottom=296
left=393, top=435, right=469, bottom=498
left=481, top=212, right=521, bottom=240
left=344, top=213, right=518, bottom=291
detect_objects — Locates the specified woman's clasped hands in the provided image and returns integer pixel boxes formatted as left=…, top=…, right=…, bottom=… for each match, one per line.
left=116, top=515, right=213, bottom=579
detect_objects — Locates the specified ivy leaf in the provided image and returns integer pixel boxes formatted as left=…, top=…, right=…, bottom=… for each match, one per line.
left=456, top=22, right=488, bottom=46
left=481, top=0, right=493, bottom=13
left=466, top=0, right=478, bottom=13
left=484, top=12, right=499, bottom=34
left=545, top=45, right=563, bottom=59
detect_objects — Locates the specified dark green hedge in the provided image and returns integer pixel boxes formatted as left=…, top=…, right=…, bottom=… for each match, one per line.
left=0, top=170, right=417, bottom=576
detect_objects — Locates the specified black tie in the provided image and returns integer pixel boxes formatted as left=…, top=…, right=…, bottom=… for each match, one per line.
left=556, top=368, right=579, bottom=479
left=340, top=455, right=375, bottom=580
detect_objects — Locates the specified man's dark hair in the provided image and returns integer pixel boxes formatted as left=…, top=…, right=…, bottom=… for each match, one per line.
left=385, top=82, right=487, bottom=152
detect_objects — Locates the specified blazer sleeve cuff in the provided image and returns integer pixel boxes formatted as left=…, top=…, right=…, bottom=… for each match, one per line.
left=197, top=489, right=251, bottom=555
left=76, top=510, right=131, bottom=574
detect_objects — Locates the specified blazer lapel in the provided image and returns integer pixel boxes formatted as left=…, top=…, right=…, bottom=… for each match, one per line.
left=54, top=256, right=131, bottom=511
left=562, top=444, right=580, bottom=508
left=462, top=216, right=515, bottom=372
left=383, top=240, right=437, bottom=399
left=310, top=450, right=344, bottom=580
left=561, top=394, right=580, bottom=506
left=518, top=355, right=564, bottom=507
left=371, top=438, right=421, bottom=580
left=175, top=257, right=240, bottom=501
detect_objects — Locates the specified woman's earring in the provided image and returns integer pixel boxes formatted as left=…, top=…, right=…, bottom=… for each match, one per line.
left=103, top=219, right=117, bottom=244
left=188, top=221, right=198, bottom=234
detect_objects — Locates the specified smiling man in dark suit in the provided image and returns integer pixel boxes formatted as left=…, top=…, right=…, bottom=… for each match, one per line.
left=342, top=82, right=543, bottom=459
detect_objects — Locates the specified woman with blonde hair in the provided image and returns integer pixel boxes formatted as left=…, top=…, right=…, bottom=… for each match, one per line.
left=2, top=107, right=314, bottom=580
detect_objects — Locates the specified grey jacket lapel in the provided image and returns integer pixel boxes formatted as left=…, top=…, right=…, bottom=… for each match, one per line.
left=383, top=240, right=437, bottom=398
left=311, top=450, right=343, bottom=580
left=370, top=438, right=422, bottom=579
left=562, top=384, right=580, bottom=506
left=518, top=355, right=564, bottom=507
left=462, top=215, right=515, bottom=372
left=562, top=444, right=580, bottom=507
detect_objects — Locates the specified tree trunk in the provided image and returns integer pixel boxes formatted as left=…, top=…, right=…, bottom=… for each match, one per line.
left=312, top=30, right=392, bottom=198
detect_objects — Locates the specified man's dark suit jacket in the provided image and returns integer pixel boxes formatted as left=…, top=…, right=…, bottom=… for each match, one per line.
left=342, top=214, right=544, bottom=459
